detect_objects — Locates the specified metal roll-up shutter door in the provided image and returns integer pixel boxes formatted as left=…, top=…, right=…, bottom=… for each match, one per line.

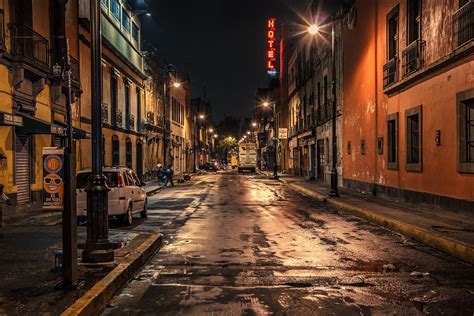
left=15, top=134, right=31, bottom=205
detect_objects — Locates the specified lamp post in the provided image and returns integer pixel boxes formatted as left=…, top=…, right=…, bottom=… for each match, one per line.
left=194, top=114, right=205, bottom=172
left=263, top=102, right=278, bottom=180
left=162, top=65, right=179, bottom=168
left=308, top=14, right=339, bottom=197
left=83, top=0, right=113, bottom=263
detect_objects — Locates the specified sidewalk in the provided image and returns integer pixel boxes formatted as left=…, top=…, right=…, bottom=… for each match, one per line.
left=0, top=210, right=161, bottom=315
left=258, top=170, right=474, bottom=264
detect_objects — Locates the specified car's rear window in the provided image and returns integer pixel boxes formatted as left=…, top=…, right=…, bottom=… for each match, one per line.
left=76, top=172, right=119, bottom=189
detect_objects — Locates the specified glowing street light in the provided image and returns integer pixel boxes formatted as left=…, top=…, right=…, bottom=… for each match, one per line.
left=308, top=24, right=319, bottom=35
left=173, top=82, right=181, bottom=88
left=199, top=114, right=205, bottom=120
left=262, top=101, right=270, bottom=107
left=209, top=128, right=214, bottom=133
left=247, top=131, right=251, bottom=135
left=252, top=122, right=257, bottom=127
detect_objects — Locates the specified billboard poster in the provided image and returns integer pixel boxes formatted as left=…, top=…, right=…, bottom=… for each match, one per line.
left=42, top=147, right=65, bottom=210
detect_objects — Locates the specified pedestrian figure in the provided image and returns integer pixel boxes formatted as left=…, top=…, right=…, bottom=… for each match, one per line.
left=157, top=164, right=165, bottom=184
left=0, top=184, right=11, bottom=238
left=164, top=166, right=174, bottom=187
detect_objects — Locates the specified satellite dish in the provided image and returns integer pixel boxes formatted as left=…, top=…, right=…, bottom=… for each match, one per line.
left=347, top=6, right=357, bottom=30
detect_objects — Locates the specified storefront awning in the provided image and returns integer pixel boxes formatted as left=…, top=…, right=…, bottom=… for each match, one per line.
left=16, top=115, right=52, bottom=134
left=0, top=112, right=23, bottom=127
left=72, top=128, right=91, bottom=139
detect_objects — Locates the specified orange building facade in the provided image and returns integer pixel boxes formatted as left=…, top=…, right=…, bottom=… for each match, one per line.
left=342, top=0, right=473, bottom=210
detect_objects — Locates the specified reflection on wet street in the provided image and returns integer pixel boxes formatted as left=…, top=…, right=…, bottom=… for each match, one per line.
left=104, top=171, right=474, bottom=315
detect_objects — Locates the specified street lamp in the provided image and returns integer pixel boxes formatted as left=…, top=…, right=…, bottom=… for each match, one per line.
left=83, top=0, right=113, bottom=263
left=307, top=16, right=339, bottom=197
left=173, top=81, right=181, bottom=88
left=194, top=113, right=206, bottom=172
left=131, top=10, right=152, bottom=17
left=252, top=122, right=257, bottom=127
left=261, top=101, right=278, bottom=180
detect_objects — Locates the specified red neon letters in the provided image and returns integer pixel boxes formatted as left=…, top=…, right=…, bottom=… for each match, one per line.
left=267, top=18, right=277, bottom=74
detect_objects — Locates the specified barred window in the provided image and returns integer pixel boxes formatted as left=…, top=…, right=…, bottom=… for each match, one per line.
left=406, top=105, right=422, bottom=172
left=457, top=89, right=474, bottom=173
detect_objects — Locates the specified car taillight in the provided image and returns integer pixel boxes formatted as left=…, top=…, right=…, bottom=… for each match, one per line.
left=118, top=175, right=124, bottom=187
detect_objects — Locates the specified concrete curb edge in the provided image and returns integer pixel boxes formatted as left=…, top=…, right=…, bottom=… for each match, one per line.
left=287, top=183, right=474, bottom=264
left=61, top=233, right=162, bottom=316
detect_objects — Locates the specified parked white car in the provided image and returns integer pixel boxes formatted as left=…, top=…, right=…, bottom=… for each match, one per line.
left=76, top=166, right=147, bottom=225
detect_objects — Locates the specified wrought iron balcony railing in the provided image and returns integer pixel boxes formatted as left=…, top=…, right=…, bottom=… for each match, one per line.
left=101, top=104, right=109, bottom=123
left=116, top=109, right=123, bottom=128
left=402, top=39, right=424, bottom=77
left=9, top=24, right=49, bottom=68
left=69, top=56, right=80, bottom=87
left=146, top=111, right=155, bottom=125
left=383, top=57, right=398, bottom=88
left=454, top=1, right=474, bottom=47
left=129, top=114, right=135, bottom=131
left=0, top=10, right=5, bottom=51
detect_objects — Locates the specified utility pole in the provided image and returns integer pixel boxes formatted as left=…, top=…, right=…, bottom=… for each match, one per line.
left=83, top=0, right=113, bottom=263
left=53, top=0, right=77, bottom=287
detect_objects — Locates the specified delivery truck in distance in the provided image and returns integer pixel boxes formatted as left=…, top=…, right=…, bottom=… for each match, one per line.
left=238, top=142, right=257, bottom=173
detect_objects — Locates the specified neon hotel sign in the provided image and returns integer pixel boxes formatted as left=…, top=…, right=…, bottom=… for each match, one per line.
left=267, top=18, right=277, bottom=76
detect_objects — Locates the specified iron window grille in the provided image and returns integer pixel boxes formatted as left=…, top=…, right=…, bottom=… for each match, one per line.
left=383, top=58, right=398, bottom=88
left=402, top=39, right=424, bottom=77
left=9, top=24, right=50, bottom=68
left=453, top=1, right=474, bottom=47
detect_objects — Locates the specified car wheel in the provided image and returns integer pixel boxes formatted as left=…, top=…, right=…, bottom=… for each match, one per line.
left=122, top=204, right=133, bottom=226
left=140, top=200, right=148, bottom=219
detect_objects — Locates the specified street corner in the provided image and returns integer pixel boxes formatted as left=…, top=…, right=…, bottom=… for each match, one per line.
left=62, top=232, right=162, bottom=316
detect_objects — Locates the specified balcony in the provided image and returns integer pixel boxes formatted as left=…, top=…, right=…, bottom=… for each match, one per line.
left=101, top=104, right=109, bottom=123
left=383, top=57, right=398, bottom=88
left=9, top=24, right=49, bottom=70
left=69, top=56, right=81, bottom=88
left=116, top=109, right=123, bottom=128
left=402, top=40, right=424, bottom=77
left=0, top=10, right=5, bottom=51
left=146, top=111, right=155, bottom=125
left=129, top=114, right=135, bottom=131
left=454, top=1, right=474, bottom=47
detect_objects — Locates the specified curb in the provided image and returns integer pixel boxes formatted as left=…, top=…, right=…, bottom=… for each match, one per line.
left=287, top=183, right=474, bottom=265
left=146, top=186, right=163, bottom=197
left=62, top=233, right=162, bottom=316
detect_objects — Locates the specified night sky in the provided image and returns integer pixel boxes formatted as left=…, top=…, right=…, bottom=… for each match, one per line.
left=142, top=0, right=310, bottom=122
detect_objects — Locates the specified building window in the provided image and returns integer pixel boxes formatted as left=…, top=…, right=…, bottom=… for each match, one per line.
left=110, top=0, right=120, bottom=21
left=126, top=138, right=132, bottom=168
left=360, top=139, right=366, bottom=155
left=112, top=135, right=120, bottom=166
left=121, top=8, right=130, bottom=33
left=454, top=0, right=473, bottom=47
left=406, top=105, right=422, bottom=172
left=132, top=22, right=139, bottom=43
left=457, top=89, right=474, bottom=173
left=124, top=79, right=131, bottom=130
left=407, top=0, right=421, bottom=44
left=101, top=0, right=108, bottom=8
left=347, top=141, right=351, bottom=155
left=383, top=5, right=399, bottom=88
left=387, top=113, right=398, bottom=170
left=323, top=76, right=328, bottom=120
